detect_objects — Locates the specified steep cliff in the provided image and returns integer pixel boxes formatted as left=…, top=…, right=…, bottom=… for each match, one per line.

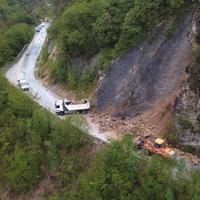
left=96, top=12, right=193, bottom=118
left=174, top=7, right=200, bottom=155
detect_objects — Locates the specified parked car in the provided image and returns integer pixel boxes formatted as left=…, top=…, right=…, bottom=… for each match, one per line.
left=17, top=79, right=30, bottom=91
left=35, top=27, right=41, bottom=32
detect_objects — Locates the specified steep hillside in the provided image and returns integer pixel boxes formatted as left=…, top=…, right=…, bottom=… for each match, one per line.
left=40, top=1, right=200, bottom=138
left=42, top=0, right=191, bottom=93
left=96, top=13, right=193, bottom=117
left=167, top=8, right=200, bottom=156
left=0, top=74, right=92, bottom=199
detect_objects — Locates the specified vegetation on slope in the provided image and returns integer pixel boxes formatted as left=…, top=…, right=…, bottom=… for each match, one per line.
left=45, top=0, right=191, bottom=92
left=0, top=0, right=53, bottom=69
left=0, top=23, right=33, bottom=67
left=0, top=0, right=51, bottom=32
left=0, top=74, right=90, bottom=193
left=0, top=75, right=200, bottom=198
left=51, top=136, right=200, bottom=200
left=50, top=0, right=187, bottom=56
left=189, top=45, right=200, bottom=95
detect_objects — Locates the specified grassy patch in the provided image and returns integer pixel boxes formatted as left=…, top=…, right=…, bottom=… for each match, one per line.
left=164, top=120, right=178, bottom=146
left=189, top=46, right=200, bottom=95
left=177, top=115, right=193, bottom=130
left=99, top=48, right=114, bottom=70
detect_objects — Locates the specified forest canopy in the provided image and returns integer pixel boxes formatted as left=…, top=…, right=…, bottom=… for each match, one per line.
left=49, top=0, right=188, bottom=57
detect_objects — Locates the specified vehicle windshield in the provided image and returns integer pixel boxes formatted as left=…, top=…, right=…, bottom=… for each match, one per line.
left=19, top=80, right=27, bottom=84
left=55, top=104, right=60, bottom=108
left=21, top=82, right=29, bottom=86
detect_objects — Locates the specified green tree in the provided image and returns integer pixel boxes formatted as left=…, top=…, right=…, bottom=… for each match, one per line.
left=6, top=148, right=43, bottom=192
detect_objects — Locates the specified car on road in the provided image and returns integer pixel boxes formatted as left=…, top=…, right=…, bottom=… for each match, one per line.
left=35, top=27, right=41, bottom=32
left=17, top=79, right=30, bottom=91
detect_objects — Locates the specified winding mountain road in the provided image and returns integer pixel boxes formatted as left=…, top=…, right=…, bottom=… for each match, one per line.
left=6, top=22, right=109, bottom=143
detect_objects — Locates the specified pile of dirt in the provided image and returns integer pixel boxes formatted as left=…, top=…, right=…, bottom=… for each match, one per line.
left=90, top=93, right=177, bottom=140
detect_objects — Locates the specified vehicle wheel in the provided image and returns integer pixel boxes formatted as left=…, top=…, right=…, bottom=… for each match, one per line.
left=59, top=111, right=64, bottom=115
left=84, top=110, right=89, bottom=114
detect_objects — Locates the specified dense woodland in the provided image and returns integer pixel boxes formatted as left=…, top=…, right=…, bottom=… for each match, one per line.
left=0, top=0, right=51, bottom=68
left=0, top=74, right=90, bottom=193
left=0, top=0, right=49, bottom=32
left=0, top=0, right=200, bottom=199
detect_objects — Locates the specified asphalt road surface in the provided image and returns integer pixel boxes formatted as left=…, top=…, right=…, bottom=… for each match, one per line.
left=6, top=22, right=108, bottom=143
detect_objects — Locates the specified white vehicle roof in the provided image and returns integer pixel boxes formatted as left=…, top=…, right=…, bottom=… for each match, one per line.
left=55, top=100, right=63, bottom=106
left=18, top=79, right=28, bottom=84
left=55, top=100, right=64, bottom=112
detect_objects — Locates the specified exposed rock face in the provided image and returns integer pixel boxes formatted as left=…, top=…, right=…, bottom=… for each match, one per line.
left=190, top=7, right=200, bottom=44
left=95, top=13, right=193, bottom=117
left=175, top=7, right=200, bottom=155
left=176, top=83, right=200, bottom=151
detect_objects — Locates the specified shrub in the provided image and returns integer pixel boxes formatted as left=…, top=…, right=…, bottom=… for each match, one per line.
left=164, top=120, right=178, bottom=146
left=0, top=75, right=90, bottom=193
left=189, top=46, right=200, bottom=95
left=177, top=115, right=193, bottom=130
left=0, top=23, right=33, bottom=67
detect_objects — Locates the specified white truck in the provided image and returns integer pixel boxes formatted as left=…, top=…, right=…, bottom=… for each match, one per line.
left=54, top=99, right=90, bottom=115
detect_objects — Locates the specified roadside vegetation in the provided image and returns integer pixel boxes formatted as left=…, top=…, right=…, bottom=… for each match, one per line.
left=0, top=23, right=33, bottom=67
left=0, top=0, right=51, bottom=32
left=0, top=0, right=52, bottom=69
left=50, top=136, right=200, bottom=200
left=0, top=74, right=91, bottom=193
left=189, top=45, right=200, bottom=95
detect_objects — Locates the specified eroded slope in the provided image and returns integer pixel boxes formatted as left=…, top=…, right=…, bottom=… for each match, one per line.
left=96, top=13, right=193, bottom=117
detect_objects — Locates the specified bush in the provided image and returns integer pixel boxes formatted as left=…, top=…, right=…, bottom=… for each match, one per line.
left=0, top=75, right=90, bottom=193
left=189, top=46, right=200, bottom=95
left=164, top=120, right=178, bottom=146
left=177, top=115, right=193, bottom=130
left=6, top=148, right=43, bottom=192
left=74, top=136, right=200, bottom=200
